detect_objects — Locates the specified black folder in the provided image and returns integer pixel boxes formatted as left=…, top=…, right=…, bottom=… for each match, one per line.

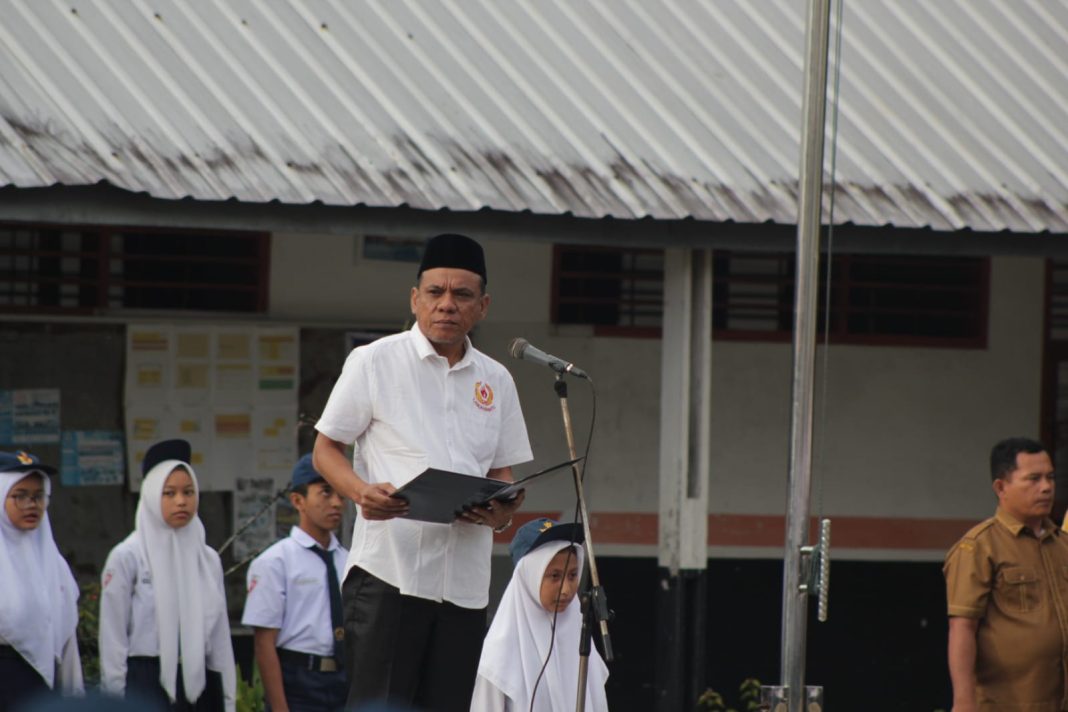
left=389, top=458, right=581, bottom=524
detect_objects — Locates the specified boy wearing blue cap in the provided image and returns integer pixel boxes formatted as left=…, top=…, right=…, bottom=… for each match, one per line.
left=241, top=455, right=349, bottom=712
left=470, top=518, right=609, bottom=712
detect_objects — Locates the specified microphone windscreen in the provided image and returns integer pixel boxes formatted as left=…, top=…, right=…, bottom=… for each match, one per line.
left=508, top=337, right=528, bottom=360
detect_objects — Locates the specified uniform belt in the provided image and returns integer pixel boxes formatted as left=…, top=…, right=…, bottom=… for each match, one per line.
left=0, top=645, right=21, bottom=659
left=276, top=648, right=339, bottom=673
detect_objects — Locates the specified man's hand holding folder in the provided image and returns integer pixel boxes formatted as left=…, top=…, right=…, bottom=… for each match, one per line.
left=388, top=458, right=581, bottom=525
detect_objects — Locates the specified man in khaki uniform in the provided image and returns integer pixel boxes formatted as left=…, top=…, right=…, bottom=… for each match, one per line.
left=944, top=437, right=1068, bottom=712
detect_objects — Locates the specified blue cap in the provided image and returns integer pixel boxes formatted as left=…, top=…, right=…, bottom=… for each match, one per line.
left=142, top=439, right=192, bottom=476
left=291, top=454, right=325, bottom=488
left=0, top=450, right=57, bottom=476
left=509, top=517, right=584, bottom=567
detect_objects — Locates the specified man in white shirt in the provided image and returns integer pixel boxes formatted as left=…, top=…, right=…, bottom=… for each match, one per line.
left=313, top=233, right=533, bottom=712
left=242, top=455, right=349, bottom=712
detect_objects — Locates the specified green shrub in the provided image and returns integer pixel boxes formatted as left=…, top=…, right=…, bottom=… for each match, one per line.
left=237, top=665, right=265, bottom=712
left=696, top=678, right=761, bottom=712
left=77, top=580, right=101, bottom=687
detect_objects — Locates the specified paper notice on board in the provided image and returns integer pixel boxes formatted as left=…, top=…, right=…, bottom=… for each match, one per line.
left=214, top=329, right=255, bottom=404
left=211, top=407, right=253, bottom=490
left=233, top=477, right=279, bottom=560
left=173, top=328, right=211, bottom=405
left=124, top=405, right=176, bottom=491
left=126, top=327, right=171, bottom=403
left=173, top=408, right=210, bottom=473
left=61, top=430, right=125, bottom=486
left=9, top=389, right=61, bottom=444
left=253, top=408, right=297, bottom=473
left=0, top=389, right=61, bottom=445
left=257, top=329, right=298, bottom=404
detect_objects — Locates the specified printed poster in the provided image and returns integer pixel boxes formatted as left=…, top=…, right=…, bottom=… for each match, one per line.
left=233, top=476, right=279, bottom=560
left=0, top=389, right=61, bottom=445
left=61, top=430, right=125, bottom=486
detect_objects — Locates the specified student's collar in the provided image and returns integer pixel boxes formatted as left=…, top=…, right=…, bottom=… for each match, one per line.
left=290, top=525, right=339, bottom=551
left=409, top=323, right=474, bottom=369
left=995, top=507, right=1058, bottom=539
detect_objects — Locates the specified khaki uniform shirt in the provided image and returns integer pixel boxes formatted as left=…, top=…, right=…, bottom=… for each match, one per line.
left=944, top=508, right=1068, bottom=711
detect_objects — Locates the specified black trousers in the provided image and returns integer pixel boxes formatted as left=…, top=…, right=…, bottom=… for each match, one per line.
left=342, top=567, right=486, bottom=712
left=0, top=646, right=48, bottom=712
left=126, top=656, right=224, bottom=712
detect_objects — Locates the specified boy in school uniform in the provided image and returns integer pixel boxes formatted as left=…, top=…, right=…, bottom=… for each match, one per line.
left=241, top=454, right=349, bottom=712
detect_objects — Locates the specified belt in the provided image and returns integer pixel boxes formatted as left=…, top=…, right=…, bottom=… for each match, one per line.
left=0, top=645, right=21, bottom=659
left=276, top=648, right=340, bottom=673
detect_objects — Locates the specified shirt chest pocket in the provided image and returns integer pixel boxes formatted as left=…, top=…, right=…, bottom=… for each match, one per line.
left=995, top=566, right=1041, bottom=613
left=456, top=401, right=502, bottom=462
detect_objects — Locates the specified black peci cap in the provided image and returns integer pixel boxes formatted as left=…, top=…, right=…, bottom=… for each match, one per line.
left=417, top=233, right=487, bottom=285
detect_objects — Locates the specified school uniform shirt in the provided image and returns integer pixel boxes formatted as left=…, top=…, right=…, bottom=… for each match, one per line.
left=241, top=526, right=348, bottom=656
left=0, top=471, right=83, bottom=693
left=470, top=541, right=608, bottom=712
left=316, top=324, right=533, bottom=609
left=99, top=458, right=236, bottom=712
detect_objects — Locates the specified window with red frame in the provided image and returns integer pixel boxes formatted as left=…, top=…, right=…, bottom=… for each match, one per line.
left=0, top=225, right=269, bottom=315
left=552, top=245, right=988, bottom=347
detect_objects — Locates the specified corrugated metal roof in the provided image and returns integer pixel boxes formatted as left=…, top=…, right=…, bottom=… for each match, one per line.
left=0, top=0, right=1065, bottom=233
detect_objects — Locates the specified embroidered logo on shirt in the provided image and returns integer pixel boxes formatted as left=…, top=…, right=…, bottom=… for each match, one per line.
left=103, top=571, right=113, bottom=589
left=248, top=575, right=259, bottom=594
left=473, top=381, right=495, bottom=411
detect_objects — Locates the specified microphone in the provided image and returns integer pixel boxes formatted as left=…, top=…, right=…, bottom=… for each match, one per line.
left=508, top=338, right=588, bottom=379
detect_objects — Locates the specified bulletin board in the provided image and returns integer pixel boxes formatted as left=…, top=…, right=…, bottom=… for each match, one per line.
left=123, top=324, right=300, bottom=493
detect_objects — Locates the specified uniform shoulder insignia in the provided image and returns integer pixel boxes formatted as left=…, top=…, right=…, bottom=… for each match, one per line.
left=960, top=517, right=997, bottom=542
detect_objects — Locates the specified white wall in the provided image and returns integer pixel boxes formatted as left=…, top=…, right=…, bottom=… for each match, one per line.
left=270, top=232, right=1046, bottom=556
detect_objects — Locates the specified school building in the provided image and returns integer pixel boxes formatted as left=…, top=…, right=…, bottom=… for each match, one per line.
left=2, top=2, right=1067, bottom=710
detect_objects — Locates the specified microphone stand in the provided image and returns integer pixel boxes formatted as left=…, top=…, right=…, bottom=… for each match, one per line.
left=551, top=375, right=613, bottom=712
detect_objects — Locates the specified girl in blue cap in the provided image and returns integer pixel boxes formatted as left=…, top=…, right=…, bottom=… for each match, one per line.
left=470, top=518, right=609, bottom=712
left=99, top=439, right=235, bottom=711
left=0, top=450, right=83, bottom=711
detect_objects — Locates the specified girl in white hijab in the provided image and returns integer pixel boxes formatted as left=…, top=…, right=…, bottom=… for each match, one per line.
left=471, top=518, right=609, bottom=712
left=0, top=450, right=83, bottom=712
left=99, top=439, right=236, bottom=712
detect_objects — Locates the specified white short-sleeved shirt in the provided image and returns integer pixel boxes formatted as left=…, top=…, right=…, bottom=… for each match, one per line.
left=315, top=324, right=533, bottom=608
left=98, top=537, right=233, bottom=699
left=241, top=527, right=348, bottom=657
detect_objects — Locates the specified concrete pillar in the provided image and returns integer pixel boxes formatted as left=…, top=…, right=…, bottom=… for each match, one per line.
left=655, top=247, right=712, bottom=711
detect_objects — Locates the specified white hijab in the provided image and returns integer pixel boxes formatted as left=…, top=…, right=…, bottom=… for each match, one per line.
left=477, top=541, right=609, bottom=712
left=0, top=470, right=80, bottom=688
left=131, top=459, right=223, bottom=703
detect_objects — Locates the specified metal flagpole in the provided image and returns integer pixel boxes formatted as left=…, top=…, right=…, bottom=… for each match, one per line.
left=774, top=0, right=832, bottom=710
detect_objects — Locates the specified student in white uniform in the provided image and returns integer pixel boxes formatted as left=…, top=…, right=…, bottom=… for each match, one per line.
left=0, top=450, right=83, bottom=712
left=241, top=454, right=349, bottom=712
left=99, top=439, right=236, bottom=712
left=471, top=518, right=609, bottom=712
